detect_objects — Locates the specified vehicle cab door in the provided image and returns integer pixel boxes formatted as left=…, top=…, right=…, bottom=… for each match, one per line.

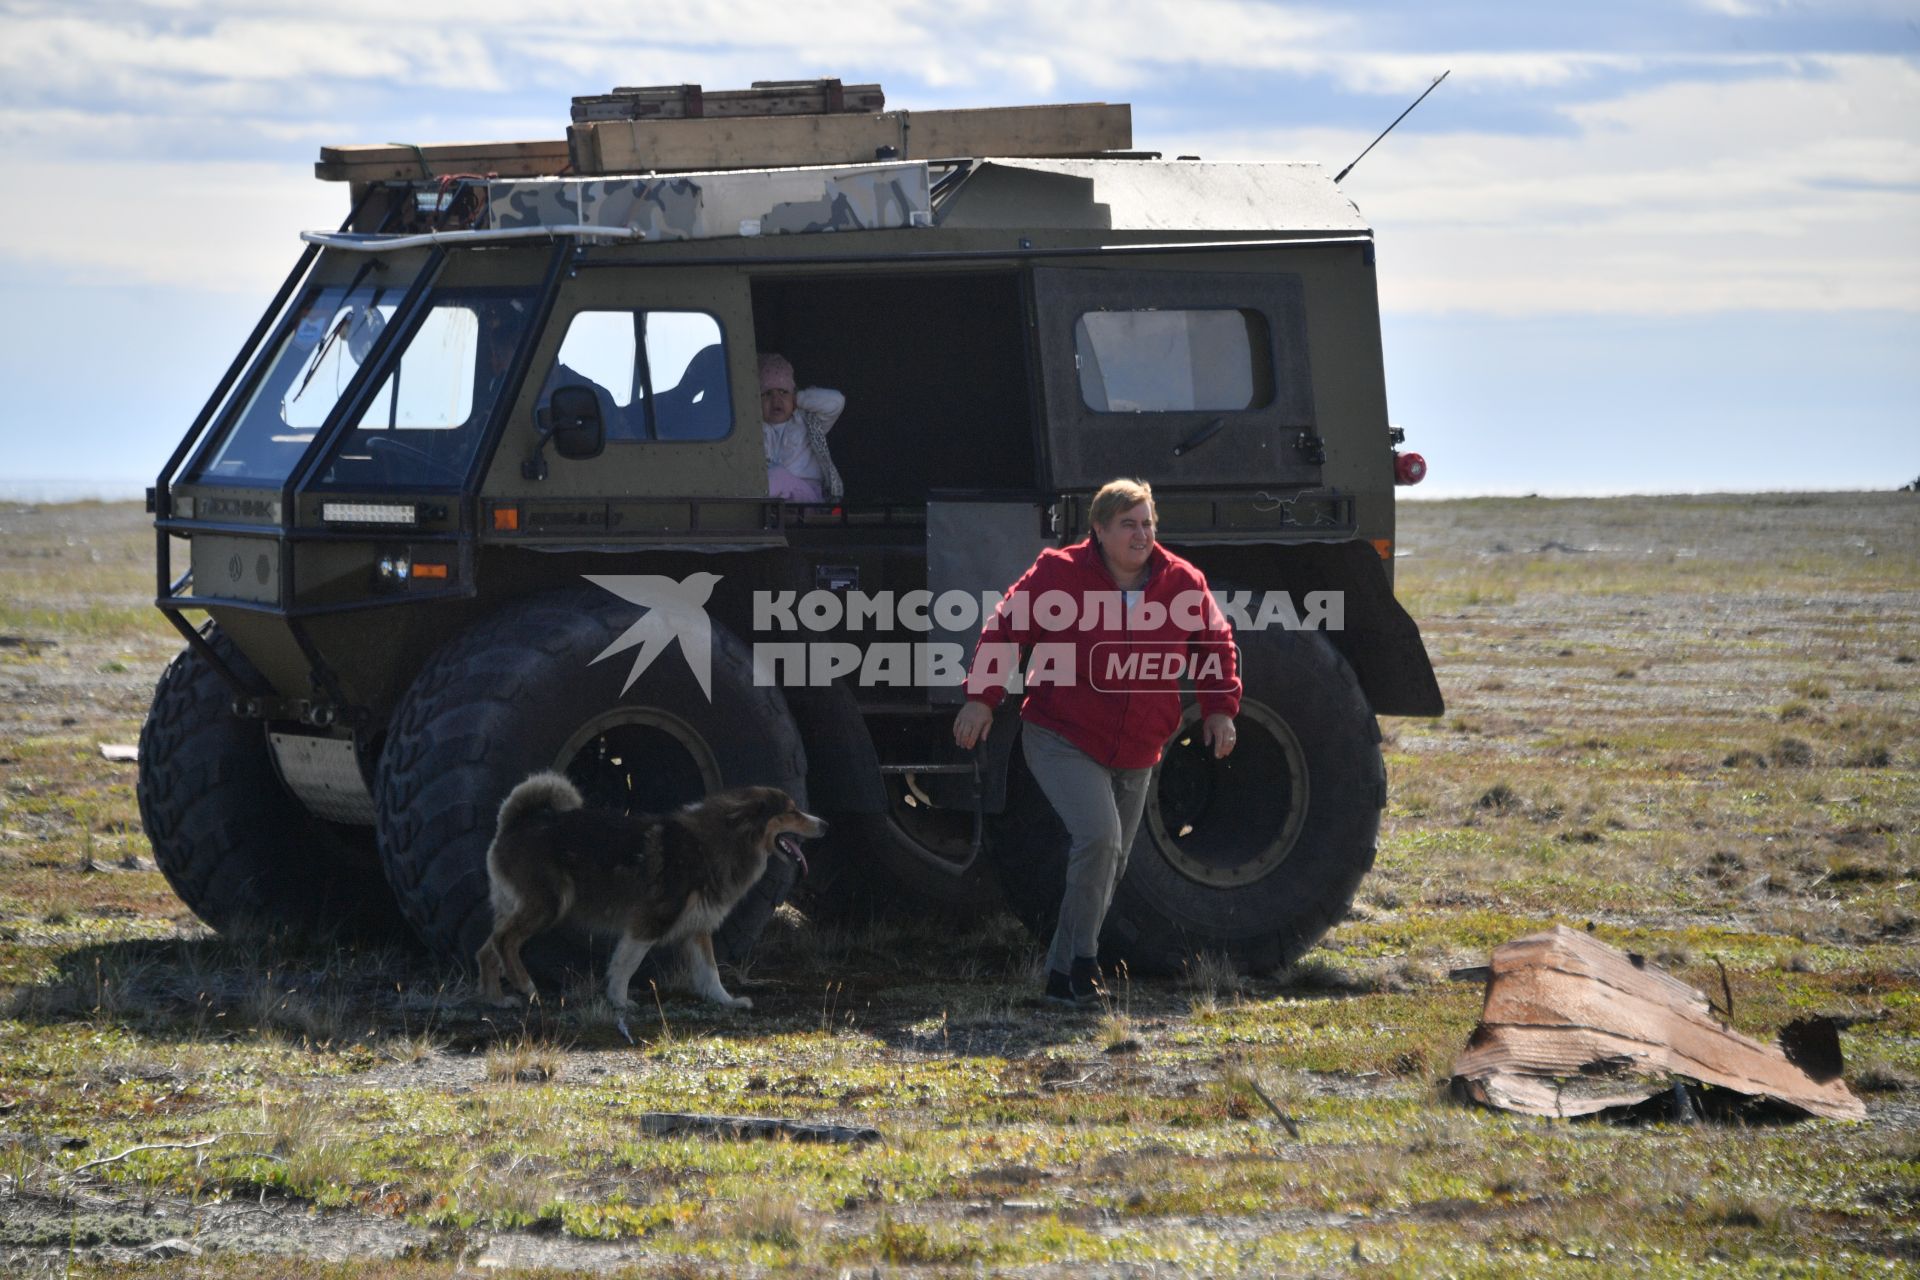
left=1031, top=266, right=1321, bottom=490
left=483, top=266, right=759, bottom=500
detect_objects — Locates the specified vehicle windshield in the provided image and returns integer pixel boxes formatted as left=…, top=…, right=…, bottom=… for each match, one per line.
left=313, top=288, right=537, bottom=491
left=190, top=278, right=538, bottom=490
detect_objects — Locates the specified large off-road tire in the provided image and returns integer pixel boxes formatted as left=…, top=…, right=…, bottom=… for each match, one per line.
left=989, top=626, right=1385, bottom=976
left=136, top=627, right=405, bottom=941
left=374, top=587, right=807, bottom=979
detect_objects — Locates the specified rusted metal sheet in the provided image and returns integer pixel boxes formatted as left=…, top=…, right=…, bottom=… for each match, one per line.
left=1451, top=925, right=1866, bottom=1121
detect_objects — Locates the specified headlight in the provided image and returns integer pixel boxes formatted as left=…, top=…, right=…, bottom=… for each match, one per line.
left=324, top=502, right=418, bottom=526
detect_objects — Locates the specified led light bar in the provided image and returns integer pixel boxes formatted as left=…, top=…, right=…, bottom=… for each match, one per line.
left=322, top=502, right=418, bottom=525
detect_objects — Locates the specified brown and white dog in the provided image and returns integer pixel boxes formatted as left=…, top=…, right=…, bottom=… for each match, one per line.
left=476, top=772, right=823, bottom=1015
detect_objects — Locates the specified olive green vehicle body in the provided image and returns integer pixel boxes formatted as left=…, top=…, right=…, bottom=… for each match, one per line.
left=146, top=132, right=1441, bottom=959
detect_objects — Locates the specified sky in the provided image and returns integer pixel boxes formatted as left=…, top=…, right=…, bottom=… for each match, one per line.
left=1, top=0, right=1915, bottom=499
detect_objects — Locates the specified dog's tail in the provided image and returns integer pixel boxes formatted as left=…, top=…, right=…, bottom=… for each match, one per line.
left=496, top=771, right=584, bottom=832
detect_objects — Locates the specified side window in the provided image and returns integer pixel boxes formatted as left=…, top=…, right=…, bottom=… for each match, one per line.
left=1073, top=309, right=1273, bottom=413
left=542, top=310, right=731, bottom=442
left=549, top=312, right=640, bottom=410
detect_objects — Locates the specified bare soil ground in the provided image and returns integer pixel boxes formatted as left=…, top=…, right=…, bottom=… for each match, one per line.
left=0, top=493, right=1914, bottom=1277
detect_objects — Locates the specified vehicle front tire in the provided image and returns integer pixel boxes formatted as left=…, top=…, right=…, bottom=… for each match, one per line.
left=989, top=626, right=1385, bottom=975
left=801, top=797, right=1004, bottom=926
left=136, top=627, right=404, bottom=941
left=373, top=587, right=807, bottom=980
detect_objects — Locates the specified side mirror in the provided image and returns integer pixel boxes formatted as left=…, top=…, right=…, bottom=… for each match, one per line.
left=525, top=385, right=605, bottom=479
left=546, top=385, right=606, bottom=460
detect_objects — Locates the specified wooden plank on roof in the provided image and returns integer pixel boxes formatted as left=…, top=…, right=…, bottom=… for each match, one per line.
left=315, top=139, right=571, bottom=182
left=572, top=115, right=896, bottom=174
left=905, top=103, right=1131, bottom=161
left=572, top=102, right=1132, bottom=175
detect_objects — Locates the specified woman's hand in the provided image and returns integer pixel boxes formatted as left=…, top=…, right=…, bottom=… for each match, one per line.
left=953, top=700, right=994, bottom=750
left=1203, top=712, right=1237, bottom=759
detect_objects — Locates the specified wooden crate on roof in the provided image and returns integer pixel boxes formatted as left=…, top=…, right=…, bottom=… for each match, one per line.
left=572, top=79, right=887, bottom=123
left=570, top=102, right=1133, bottom=175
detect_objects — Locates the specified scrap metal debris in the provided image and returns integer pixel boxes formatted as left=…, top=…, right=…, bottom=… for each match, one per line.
left=637, top=1112, right=881, bottom=1145
left=1450, top=925, right=1865, bottom=1121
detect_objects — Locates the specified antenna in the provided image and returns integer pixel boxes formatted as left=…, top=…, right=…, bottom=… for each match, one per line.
left=1334, top=69, right=1450, bottom=184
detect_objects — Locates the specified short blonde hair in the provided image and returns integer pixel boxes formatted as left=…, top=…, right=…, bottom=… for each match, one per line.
left=1089, top=478, right=1155, bottom=530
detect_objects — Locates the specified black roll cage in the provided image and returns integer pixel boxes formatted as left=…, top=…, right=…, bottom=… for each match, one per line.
left=149, top=217, right=576, bottom=698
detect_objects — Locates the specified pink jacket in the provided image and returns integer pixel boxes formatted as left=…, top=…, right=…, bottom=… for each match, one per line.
left=965, top=540, right=1241, bottom=770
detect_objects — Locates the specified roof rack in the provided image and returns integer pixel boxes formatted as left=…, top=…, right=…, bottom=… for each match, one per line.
left=316, top=79, right=1133, bottom=185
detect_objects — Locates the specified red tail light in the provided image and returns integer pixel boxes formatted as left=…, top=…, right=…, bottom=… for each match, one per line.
left=1394, top=451, right=1427, bottom=486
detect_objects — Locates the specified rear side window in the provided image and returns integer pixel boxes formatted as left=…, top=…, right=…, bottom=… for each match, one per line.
left=1073, top=309, right=1273, bottom=413
left=542, top=310, right=731, bottom=441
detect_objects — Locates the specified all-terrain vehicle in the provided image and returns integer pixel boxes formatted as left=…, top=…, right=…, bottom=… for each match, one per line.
left=139, top=80, right=1441, bottom=978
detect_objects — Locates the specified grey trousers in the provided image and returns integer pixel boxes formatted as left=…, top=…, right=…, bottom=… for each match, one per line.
left=1021, top=723, right=1155, bottom=975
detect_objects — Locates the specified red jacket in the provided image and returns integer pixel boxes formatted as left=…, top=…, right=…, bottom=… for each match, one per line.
left=965, top=540, right=1241, bottom=770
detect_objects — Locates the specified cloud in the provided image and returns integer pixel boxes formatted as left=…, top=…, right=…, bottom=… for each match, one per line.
left=1693, top=0, right=1920, bottom=15
left=1187, top=55, right=1920, bottom=314
left=0, top=158, right=334, bottom=294
left=0, top=2, right=1545, bottom=116
left=2, top=5, right=1913, bottom=319
left=0, top=14, right=501, bottom=91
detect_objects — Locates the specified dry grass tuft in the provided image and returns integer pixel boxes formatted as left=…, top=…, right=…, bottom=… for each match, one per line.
left=381, top=1029, right=447, bottom=1064
left=457, top=1152, right=565, bottom=1228
left=1179, top=950, right=1241, bottom=1004
left=727, top=1189, right=810, bottom=1249
left=1098, top=1010, right=1140, bottom=1053
left=260, top=1095, right=358, bottom=1192
left=1850, top=1061, right=1918, bottom=1094
left=1278, top=956, right=1372, bottom=994
left=1475, top=783, right=1521, bottom=813
left=485, top=1035, right=566, bottom=1084
left=1769, top=737, right=1815, bottom=767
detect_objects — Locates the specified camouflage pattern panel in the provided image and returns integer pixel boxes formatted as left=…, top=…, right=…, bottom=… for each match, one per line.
left=589, top=177, right=705, bottom=241
left=492, top=181, right=585, bottom=230
left=483, top=162, right=931, bottom=241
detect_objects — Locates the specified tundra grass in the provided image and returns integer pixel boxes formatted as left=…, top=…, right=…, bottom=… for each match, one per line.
left=2, top=496, right=1916, bottom=1277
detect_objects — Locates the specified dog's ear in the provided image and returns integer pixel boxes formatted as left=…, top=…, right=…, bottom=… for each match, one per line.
left=752, top=788, right=793, bottom=827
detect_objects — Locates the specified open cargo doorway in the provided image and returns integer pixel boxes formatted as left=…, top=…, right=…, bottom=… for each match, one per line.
left=748, top=271, right=1041, bottom=504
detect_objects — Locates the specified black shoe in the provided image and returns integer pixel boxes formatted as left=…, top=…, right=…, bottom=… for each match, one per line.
left=1043, top=959, right=1107, bottom=1007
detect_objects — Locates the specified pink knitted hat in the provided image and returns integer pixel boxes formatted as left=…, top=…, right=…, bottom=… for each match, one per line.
left=758, top=352, right=796, bottom=392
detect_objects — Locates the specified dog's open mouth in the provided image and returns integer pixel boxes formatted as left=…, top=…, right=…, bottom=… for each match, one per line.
left=775, top=832, right=809, bottom=876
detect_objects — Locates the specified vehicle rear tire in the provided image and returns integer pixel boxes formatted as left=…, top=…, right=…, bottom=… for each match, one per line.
left=136, top=627, right=405, bottom=941
left=373, top=587, right=807, bottom=981
left=988, top=626, right=1384, bottom=976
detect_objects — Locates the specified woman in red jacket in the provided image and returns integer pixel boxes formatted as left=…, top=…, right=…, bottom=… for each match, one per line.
left=954, top=478, right=1241, bottom=1005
